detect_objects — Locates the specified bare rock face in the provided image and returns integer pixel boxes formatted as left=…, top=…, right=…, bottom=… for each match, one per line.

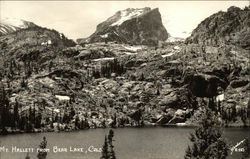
left=187, top=74, right=228, bottom=98
left=186, top=6, right=250, bottom=49
left=83, top=7, right=169, bottom=46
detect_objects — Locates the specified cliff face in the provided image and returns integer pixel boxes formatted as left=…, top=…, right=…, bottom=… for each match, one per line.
left=186, top=6, right=250, bottom=49
left=84, top=7, right=168, bottom=45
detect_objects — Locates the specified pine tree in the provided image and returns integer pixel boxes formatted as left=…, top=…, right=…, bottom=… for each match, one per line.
left=25, top=152, right=30, bottom=159
left=111, top=114, right=117, bottom=128
left=21, top=77, right=27, bottom=88
left=84, top=118, right=90, bottom=129
left=108, top=129, right=116, bottom=159
left=101, top=136, right=109, bottom=159
left=156, top=88, right=160, bottom=95
left=14, top=100, right=20, bottom=128
left=139, top=73, right=145, bottom=81
left=100, top=129, right=116, bottom=159
left=75, top=115, right=80, bottom=129
left=35, top=111, right=42, bottom=129
left=37, top=137, right=47, bottom=159
left=185, top=107, right=228, bottom=159
left=0, top=86, right=10, bottom=134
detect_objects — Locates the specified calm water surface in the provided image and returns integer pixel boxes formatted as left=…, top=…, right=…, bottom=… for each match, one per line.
left=0, top=127, right=249, bottom=159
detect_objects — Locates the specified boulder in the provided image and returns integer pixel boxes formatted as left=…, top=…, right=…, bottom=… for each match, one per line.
left=156, top=114, right=172, bottom=125
left=100, top=79, right=119, bottom=91
left=159, top=91, right=178, bottom=107
left=174, top=109, right=186, bottom=117
left=168, top=116, right=186, bottom=124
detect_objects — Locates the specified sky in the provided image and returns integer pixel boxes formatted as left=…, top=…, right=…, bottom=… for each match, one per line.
left=0, top=1, right=249, bottom=40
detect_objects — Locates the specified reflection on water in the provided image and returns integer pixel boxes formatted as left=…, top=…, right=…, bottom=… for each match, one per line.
left=0, top=127, right=249, bottom=159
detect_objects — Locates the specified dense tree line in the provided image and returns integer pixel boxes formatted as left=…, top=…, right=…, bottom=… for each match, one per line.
left=220, top=103, right=249, bottom=127
left=0, top=85, right=90, bottom=134
left=93, top=59, right=126, bottom=78
left=0, top=86, right=42, bottom=134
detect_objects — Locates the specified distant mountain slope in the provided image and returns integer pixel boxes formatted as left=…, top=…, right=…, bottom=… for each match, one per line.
left=186, top=6, right=250, bottom=49
left=0, top=17, right=38, bottom=36
left=0, top=18, right=76, bottom=69
left=0, top=18, right=76, bottom=49
left=0, top=17, right=75, bottom=47
left=80, top=7, right=168, bottom=45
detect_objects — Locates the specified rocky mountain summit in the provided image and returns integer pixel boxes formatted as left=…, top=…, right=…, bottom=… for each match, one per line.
left=80, top=7, right=168, bottom=45
left=186, top=6, right=250, bottom=49
left=0, top=17, right=75, bottom=48
left=0, top=18, right=76, bottom=71
left=0, top=17, right=38, bottom=36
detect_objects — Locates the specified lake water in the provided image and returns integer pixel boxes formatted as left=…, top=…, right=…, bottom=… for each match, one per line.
left=0, top=127, right=249, bottom=159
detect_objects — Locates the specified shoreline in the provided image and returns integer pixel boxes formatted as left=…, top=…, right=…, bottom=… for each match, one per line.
left=1, top=123, right=249, bottom=135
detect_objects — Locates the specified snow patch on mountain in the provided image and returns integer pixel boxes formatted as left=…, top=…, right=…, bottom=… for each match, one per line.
left=0, top=27, right=8, bottom=34
left=166, top=37, right=185, bottom=42
left=161, top=52, right=175, bottom=58
left=0, top=17, right=37, bottom=35
left=93, top=57, right=115, bottom=62
left=111, top=8, right=148, bottom=26
left=55, top=95, right=70, bottom=101
left=100, top=33, right=109, bottom=38
left=123, top=46, right=142, bottom=52
left=1, top=17, right=28, bottom=30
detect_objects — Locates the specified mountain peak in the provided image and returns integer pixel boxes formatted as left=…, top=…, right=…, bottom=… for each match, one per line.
left=111, top=7, right=151, bottom=26
left=82, top=7, right=168, bottom=45
left=0, top=17, right=37, bottom=35
left=186, top=6, right=250, bottom=49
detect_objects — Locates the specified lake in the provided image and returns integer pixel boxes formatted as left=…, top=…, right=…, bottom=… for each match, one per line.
left=0, top=127, right=249, bottom=159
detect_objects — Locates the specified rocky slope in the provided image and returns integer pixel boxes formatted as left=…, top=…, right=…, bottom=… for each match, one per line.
left=1, top=41, right=249, bottom=134
left=0, top=6, right=249, bottom=134
left=0, top=19, right=76, bottom=75
left=186, top=6, right=250, bottom=49
left=80, top=7, right=168, bottom=46
left=0, top=18, right=75, bottom=48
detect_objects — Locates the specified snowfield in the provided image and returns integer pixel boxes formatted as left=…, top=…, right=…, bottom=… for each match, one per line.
left=123, top=45, right=142, bottom=52
left=1, top=17, right=28, bottom=30
left=111, top=8, right=146, bottom=26
left=93, top=57, right=115, bottom=62
left=55, top=95, right=70, bottom=101
left=161, top=52, right=175, bottom=58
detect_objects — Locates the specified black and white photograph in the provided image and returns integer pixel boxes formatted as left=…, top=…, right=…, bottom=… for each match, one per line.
left=0, top=1, right=249, bottom=159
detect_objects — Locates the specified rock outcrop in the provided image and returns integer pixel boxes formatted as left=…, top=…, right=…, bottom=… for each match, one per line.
left=186, top=6, right=250, bottom=49
left=82, top=7, right=168, bottom=45
left=187, top=74, right=228, bottom=98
